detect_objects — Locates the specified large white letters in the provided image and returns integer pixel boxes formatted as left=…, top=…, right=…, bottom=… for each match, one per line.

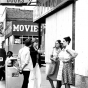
left=13, top=25, right=19, bottom=31
left=25, top=25, right=30, bottom=32
left=13, top=24, right=38, bottom=32
left=34, top=25, right=38, bottom=32
left=20, top=25, right=24, bottom=31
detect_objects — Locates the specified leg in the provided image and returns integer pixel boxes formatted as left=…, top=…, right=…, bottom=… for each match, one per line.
left=65, top=84, right=70, bottom=88
left=48, top=77, right=55, bottom=88
left=22, top=71, right=30, bottom=88
left=36, top=64, right=41, bottom=88
left=56, top=81, right=62, bottom=88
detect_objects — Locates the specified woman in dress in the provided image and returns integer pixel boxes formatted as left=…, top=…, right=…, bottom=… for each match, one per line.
left=47, top=40, right=62, bottom=88
left=58, top=36, right=78, bottom=88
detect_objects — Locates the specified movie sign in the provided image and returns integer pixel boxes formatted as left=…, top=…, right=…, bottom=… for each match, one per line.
left=12, top=21, right=38, bottom=36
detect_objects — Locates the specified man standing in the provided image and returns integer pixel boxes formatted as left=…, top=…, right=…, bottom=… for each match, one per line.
left=18, top=38, right=33, bottom=88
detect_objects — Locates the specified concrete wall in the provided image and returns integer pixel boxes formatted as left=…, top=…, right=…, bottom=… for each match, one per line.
left=45, top=4, right=73, bottom=74
left=75, top=0, right=88, bottom=88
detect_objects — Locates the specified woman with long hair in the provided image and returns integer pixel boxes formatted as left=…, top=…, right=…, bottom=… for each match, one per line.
left=47, top=40, right=62, bottom=88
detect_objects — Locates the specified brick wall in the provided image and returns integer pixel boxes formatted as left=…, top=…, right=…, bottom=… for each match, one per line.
left=6, top=8, right=33, bottom=21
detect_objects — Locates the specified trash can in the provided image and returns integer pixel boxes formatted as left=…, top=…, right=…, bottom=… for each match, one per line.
left=0, top=48, right=6, bottom=65
left=0, top=48, right=6, bottom=80
left=5, top=57, right=23, bottom=88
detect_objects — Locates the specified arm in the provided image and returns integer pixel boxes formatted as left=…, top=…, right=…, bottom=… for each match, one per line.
left=21, top=51, right=30, bottom=71
left=66, top=49, right=78, bottom=59
left=17, top=51, right=21, bottom=67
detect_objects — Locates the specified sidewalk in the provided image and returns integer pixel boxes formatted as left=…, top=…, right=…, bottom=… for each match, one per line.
left=0, top=81, right=5, bottom=88
left=29, top=66, right=76, bottom=88
left=0, top=66, right=76, bottom=88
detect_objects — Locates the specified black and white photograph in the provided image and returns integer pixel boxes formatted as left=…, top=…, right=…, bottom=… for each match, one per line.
left=0, top=0, right=87, bottom=88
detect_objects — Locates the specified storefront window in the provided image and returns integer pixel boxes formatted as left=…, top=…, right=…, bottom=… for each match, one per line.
left=14, top=36, right=38, bottom=44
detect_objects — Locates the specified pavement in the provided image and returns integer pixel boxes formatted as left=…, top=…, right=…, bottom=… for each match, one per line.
left=0, top=66, right=76, bottom=88
left=0, top=81, right=5, bottom=88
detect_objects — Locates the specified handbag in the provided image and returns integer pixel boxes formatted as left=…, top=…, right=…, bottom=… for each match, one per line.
left=47, top=60, right=56, bottom=75
left=47, top=48, right=60, bottom=75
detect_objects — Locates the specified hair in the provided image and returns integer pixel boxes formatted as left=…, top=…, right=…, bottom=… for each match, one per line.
left=63, top=36, right=71, bottom=44
left=34, top=38, right=39, bottom=43
left=56, top=40, right=62, bottom=49
left=24, top=38, right=32, bottom=46
left=7, top=51, right=13, bottom=57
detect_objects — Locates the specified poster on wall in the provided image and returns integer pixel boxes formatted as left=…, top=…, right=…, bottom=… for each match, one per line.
left=14, top=39, right=21, bottom=44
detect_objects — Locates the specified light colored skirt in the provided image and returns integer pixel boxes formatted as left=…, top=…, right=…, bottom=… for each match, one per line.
left=57, top=61, right=63, bottom=80
left=28, top=63, right=41, bottom=88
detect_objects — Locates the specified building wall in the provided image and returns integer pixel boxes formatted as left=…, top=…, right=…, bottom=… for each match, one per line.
left=45, top=4, right=73, bottom=74
left=75, top=0, right=88, bottom=88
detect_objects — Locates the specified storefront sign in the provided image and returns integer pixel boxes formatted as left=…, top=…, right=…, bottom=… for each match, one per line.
left=14, top=39, right=21, bottom=44
left=7, top=0, right=24, bottom=3
left=13, top=25, right=38, bottom=32
left=0, top=57, right=3, bottom=61
left=12, top=21, right=38, bottom=36
left=0, top=22, right=3, bottom=34
left=5, top=21, right=12, bottom=38
left=0, top=0, right=29, bottom=5
left=0, top=0, right=37, bottom=5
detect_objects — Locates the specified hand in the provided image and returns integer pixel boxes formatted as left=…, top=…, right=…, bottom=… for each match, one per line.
left=17, top=67, right=23, bottom=74
left=19, top=70, right=23, bottom=74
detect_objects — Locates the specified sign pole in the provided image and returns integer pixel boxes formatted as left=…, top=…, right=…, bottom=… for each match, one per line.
left=22, top=35, right=23, bottom=48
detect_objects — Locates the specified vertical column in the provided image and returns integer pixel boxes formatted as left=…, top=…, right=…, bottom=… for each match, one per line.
left=38, top=23, right=41, bottom=48
left=8, top=37, right=9, bottom=51
left=72, top=1, right=76, bottom=50
left=72, top=1, right=76, bottom=86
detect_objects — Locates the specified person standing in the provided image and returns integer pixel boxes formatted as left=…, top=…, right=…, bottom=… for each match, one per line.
left=47, top=40, right=62, bottom=88
left=58, top=36, right=78, bottom=88
left=30, top=38, right=42, bottom=88
left=18, top=38, right=33, bottom=88
left=5, top=51, right=13, bottom=66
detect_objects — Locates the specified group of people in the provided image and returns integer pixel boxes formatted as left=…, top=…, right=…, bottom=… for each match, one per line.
left=6, top=38, right=42, bottom=88
left=47, top=36, right=78, bottom=88
left=5, top=36, right=78, bottom=88
left=17, top=38, right=42, bottom=88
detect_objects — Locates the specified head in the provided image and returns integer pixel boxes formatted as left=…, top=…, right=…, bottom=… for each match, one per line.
left=24, top=38, right=32, bottom=47
left=55, top=40, right=62, bottom=49
left=63, top=36, right=71, bottom=47
left=33, top=38, right=39, bottom=49
left=7, top=51, right=13, bottom=57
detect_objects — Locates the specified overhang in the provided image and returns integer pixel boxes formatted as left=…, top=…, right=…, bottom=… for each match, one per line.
left=33, top=0, right=76, bottom=23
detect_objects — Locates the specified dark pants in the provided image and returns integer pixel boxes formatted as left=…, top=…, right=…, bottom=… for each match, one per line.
left=56, top=81, right=62, bottom=88
left=0, top=66, right=5, bottom=80
left=22, top=71, right=30, bottom=88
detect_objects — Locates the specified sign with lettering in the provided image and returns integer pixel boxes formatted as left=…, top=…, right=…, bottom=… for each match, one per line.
left=7, top=0, right=24, bottom=3
left=5, top=21, right=12, bottom=38
left=0, top=22, right=3, bottom=34
left=12, top=21, right=38, bottom=36
left=0, top=57, right=3, bottom=61
left=0, top=0, right=36, bottom=6
left=0, top=0, right=29, bottom=3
